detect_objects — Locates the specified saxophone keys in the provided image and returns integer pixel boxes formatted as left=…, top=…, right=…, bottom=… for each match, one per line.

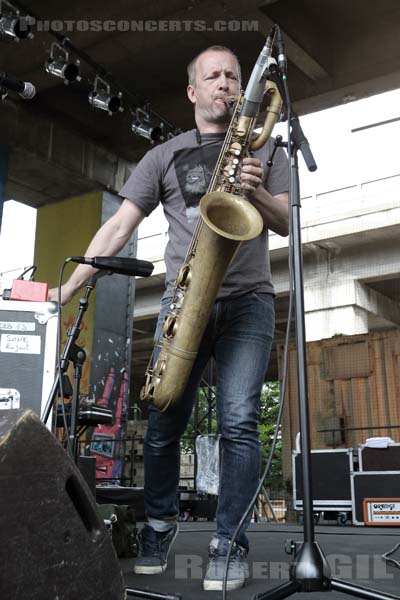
left=163, top=314, right=177, bottom=338
left=177, top=263, right=192, bottom=287
left=140, top=372, right=156, bottom=401
left=223, top=166, right=236, bottom=177
left=140, top=385, right=151, bottom=401
left=229, top=142, right=242, bottom=155
left=154, top=358, right=166, bottom=376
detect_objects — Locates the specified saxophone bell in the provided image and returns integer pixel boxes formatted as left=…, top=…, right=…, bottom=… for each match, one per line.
left=200, top=191, right=263, bottom=241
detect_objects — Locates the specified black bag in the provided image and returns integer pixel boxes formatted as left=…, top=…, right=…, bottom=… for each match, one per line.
left=97, top=503, right=139, bottom=558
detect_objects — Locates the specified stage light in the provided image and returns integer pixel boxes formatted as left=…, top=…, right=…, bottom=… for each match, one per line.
left=45, top=43, right=81, bottom=85
left=88, top=75, right=123, bottom=116
left=0, top=1, right=33, bottom=41
left=131, top=108, right=164, bottom=142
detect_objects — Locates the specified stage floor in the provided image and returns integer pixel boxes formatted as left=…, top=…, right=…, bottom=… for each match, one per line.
left=120, top=522, right=400, bottom=599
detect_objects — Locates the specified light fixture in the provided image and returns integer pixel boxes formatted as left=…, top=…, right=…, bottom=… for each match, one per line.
left=88, top=75, right=123, bottom=116
left=0, top=1, right=33, bottom=41
left=131, top=108, right=164, bottom=142
left=45, top=43, right=81, bottom=85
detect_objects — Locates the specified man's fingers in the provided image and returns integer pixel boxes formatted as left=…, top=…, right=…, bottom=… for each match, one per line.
left=240, top=172, right=262, bottom=186
left=241, top=162, right=263, bottom=180
left=242, top=157, right=262, bottom=168
left=240, top=158, right=264, bottom=196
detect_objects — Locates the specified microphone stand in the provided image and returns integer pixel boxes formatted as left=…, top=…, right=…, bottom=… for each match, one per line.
left=42, top=272, right=107, bottom=461
left=254, top=63, right=400, bottom=600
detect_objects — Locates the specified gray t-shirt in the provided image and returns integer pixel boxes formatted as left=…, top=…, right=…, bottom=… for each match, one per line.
left=119, top=129, right=288, bottom=299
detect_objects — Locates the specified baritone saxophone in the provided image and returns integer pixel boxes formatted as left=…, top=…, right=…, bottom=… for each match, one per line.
left=141, top=30, right=282, bottom=411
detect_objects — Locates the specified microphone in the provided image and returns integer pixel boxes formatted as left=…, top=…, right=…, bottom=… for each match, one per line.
left=276, top=27, right=287, bottom=74
left=0, top=72, right=36, bottom=99
left=241, top=25, right=276, bottom=117
left=68, top=256, right=154, bottom=278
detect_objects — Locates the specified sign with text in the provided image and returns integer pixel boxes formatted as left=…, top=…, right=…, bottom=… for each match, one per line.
left=363, top=498, right=400, bottom=526
left=1, top=333, right=41, bottom=354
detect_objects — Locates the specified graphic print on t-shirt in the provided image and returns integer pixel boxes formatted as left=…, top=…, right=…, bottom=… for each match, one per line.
left=173, top=140, right=222, bottom=222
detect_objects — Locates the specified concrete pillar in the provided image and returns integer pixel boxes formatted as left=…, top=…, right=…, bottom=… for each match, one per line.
left=304, top=281, right=369, bottom=341
left=89, top=192, right=136, bottom=407
left=305, top=305, right=369, bottom=341
left=304, top=278, right=400, bottom=341
left=35, top=189, right=136, bottom=398
left=35, top=190, right=137, bottom=483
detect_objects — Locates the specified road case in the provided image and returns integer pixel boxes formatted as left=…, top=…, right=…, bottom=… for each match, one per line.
left=358, top=442, right=400, bottom=472
left=0, top=300, right=58, bottom=424
left=293, top=448, right=354, bottom=524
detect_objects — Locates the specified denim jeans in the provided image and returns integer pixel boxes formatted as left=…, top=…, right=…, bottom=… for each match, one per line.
left=143, top=291, right=275, bottom=550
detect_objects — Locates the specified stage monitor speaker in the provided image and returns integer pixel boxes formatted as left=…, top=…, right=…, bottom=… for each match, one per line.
left=0, top=409, right=125, bottom=600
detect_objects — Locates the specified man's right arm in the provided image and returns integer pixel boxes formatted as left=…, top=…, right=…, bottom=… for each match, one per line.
left=48, top=199, right=145, bottom=304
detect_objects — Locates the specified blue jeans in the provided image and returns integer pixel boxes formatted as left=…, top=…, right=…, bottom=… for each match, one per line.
left=143, top=291, right=275, bottom=550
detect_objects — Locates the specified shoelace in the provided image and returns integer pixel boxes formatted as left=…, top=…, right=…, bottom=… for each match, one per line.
left=209, top=544, right=243, bottom=563
left=140, top=528, right=163, bottom=557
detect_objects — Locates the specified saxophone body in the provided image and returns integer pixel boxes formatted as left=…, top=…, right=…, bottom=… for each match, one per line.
left=141, top=38, right=282, bottom=411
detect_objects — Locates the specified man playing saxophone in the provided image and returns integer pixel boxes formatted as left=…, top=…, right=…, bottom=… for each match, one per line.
left=50, top=44, right=289, bottom=591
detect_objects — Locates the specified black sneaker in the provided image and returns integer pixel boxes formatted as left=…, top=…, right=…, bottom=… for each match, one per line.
left=134, top=523, right=179, bottom=575
left=203, top=535, right=249, bottom=591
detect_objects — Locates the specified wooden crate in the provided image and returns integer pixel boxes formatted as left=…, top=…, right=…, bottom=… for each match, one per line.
left=257, top=497, right=287, bottom=522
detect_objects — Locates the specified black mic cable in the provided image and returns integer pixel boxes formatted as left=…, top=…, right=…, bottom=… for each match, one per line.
left=276, top=25, right=287, bottom=75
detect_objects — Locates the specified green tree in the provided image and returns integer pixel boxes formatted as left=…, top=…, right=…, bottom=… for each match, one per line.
left=258, top=382, right=283, bottom=489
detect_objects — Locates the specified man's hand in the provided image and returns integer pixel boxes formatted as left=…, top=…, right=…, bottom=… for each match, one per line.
left=240, top=157, right=264, bottom=198
left=48, top=282, right=77, bottom=305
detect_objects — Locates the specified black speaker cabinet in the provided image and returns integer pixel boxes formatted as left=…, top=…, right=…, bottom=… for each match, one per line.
left=0, top=409, right=125, bottom=600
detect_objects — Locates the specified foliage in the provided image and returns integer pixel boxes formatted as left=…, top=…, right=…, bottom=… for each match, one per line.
left=258, top=382, right=283, bottom=489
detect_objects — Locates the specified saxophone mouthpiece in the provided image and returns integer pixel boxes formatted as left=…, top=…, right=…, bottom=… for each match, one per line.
left=226, top=95, right=239, bottom=113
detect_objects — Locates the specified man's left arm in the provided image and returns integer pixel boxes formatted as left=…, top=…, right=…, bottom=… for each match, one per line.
left=240, top=157, right=289, bottom=237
